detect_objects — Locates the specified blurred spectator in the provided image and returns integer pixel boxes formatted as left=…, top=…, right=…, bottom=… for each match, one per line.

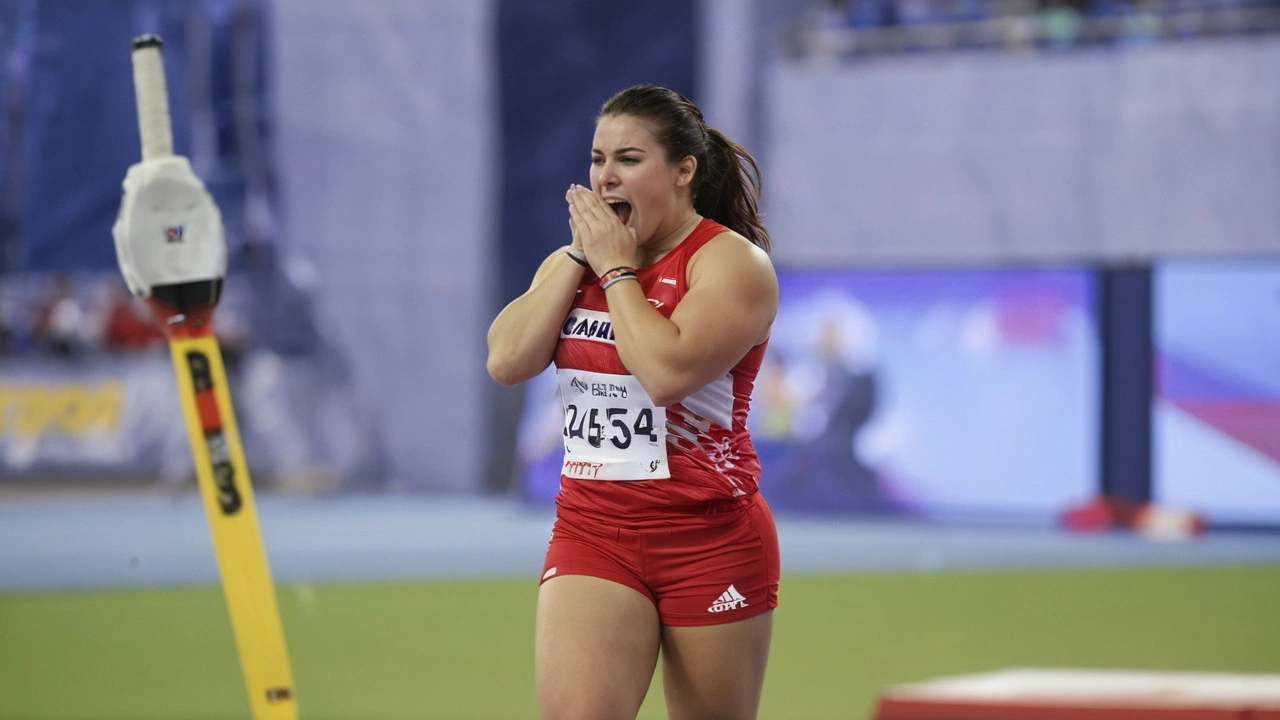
left=32, top=276, right=90, bottom=356
left=798, top=318, right=884, bottom=508
left=897, top=0, right=941, bottom=24
left=213, top=296, right=252, bottom=373
left=755, top=355, right=798, bottom=439
left=778, top=0, right=1280, bottom=59
left=100, top=282, right=164, bottom=353
left=1041, top=0, right=1086, bottom=46
left=1164, top=0, right=1210, bottom=38
left=848, top=0, right=899, bottom=27
left=996, top=0, right=1043, bottom=47
left=1117, top=0, right=1163, bottom=44
left=798, top=0, right=858, bottom=60
left=769, top=293, right=890, bottom=511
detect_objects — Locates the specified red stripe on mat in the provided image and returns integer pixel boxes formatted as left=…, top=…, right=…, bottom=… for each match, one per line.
left=875, top=698, right=1280, bottom=720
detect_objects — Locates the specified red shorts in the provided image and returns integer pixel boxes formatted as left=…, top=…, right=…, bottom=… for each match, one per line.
left=540, top=492, right=780, bottom=627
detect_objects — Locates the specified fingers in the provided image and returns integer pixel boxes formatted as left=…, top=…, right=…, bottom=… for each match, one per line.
left=566, top=184, right=611, bottom=226
left=568, top=215, right=583, bottom=250
left=565, top=187, right=585, bottom=231
left=566, top=184, right=636, bottom=272
left=566, top=184, right=611, bottom=251
left=565, top=186, right=587, bottom=246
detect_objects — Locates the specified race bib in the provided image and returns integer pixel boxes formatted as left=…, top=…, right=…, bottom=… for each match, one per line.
left=556, top=368, right=669, bottom=481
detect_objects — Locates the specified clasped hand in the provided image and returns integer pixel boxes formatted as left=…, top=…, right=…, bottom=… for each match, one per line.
left=567, top=184, right=636, bottom=276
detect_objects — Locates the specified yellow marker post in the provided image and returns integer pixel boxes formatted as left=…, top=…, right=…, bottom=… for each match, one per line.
left=167, top=329, right=298, bottom=719
left=117, top=33, right=299, bottom=719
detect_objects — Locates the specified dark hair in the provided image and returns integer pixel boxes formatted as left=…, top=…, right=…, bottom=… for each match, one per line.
left=599, top=84, right=771, bottom=253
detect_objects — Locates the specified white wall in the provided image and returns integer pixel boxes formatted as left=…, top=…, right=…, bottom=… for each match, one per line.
left=765, top=37, right=1280, bottom=268
left=270, top=0, right=497, bottom=491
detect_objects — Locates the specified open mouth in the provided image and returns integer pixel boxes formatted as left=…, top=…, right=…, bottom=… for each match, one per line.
left=606, top=200, right=632, bottom=226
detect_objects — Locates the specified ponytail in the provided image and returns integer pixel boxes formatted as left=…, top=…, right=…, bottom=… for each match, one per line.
left=696, top=128, right=770, bottom=253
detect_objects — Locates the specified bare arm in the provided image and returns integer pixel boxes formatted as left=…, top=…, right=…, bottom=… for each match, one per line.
left=486, top=248, right=586, bottom=386
left=603, top=233, right=778, bottom=406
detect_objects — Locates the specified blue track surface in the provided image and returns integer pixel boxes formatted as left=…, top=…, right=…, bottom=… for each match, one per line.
left=3, top=494, right=1280, bottom=592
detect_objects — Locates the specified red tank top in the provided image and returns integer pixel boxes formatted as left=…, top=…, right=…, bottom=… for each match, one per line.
left=553, top=218, right=767, bottom=522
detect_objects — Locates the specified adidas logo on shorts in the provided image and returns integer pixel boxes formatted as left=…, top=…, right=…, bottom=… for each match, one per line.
left=707, top=584, right=749, bottom=613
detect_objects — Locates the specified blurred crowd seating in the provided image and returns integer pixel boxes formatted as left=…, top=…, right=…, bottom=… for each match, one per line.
left=0, top=274, right=250, bottom=362
left=780, top=0, right=1280, bottom=59
left=0, top=275, right=161, bottom=359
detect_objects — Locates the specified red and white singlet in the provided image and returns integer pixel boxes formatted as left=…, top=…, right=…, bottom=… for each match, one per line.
left=553, top=218, right=767, bottom=522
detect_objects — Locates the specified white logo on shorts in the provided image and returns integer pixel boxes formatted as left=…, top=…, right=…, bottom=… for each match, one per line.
left=707, top=584, right=748, bottom=612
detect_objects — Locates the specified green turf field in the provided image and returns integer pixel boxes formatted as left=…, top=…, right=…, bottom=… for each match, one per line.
left=2, top=565, right=1278, bottom=719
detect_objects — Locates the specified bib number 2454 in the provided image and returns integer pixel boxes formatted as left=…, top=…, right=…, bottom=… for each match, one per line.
left=563, top=404, right=658, bottom=449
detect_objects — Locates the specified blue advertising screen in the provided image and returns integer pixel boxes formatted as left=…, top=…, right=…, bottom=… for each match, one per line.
left=1153, top=261, right=1280, bottom=525
left=518, top=267, right=1099, bottom=519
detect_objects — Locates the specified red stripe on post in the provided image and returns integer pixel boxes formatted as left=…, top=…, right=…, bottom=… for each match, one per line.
left=194, top=390, right=222, bottom=434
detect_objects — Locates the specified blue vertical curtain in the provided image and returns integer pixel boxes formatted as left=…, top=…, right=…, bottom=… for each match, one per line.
left=16, top=0, right=192, bottom=272
left=496, top=0, right=698, bottom=306
left=6, top=0, right=269, bottom=274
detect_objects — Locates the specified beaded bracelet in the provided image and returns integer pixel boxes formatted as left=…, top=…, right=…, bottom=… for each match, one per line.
left=599, top=266, right=638, bottom=290
left=598, top=266, right=635, bottom=285
left=565, top=247, right=589, bottom=268
left=601, top=272, right=638, bottom=291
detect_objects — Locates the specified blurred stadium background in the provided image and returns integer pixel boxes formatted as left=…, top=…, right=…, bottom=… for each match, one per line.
left=1, top=0, right=1279, bottom=718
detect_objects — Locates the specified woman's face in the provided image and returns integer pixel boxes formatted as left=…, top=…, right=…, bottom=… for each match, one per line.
left=590, top=113, right=694, bottom=245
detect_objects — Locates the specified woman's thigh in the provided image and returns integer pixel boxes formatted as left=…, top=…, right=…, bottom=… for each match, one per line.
left=660, top=610, right=774, bottom=720
left=536, top=574, right=662, bottom=720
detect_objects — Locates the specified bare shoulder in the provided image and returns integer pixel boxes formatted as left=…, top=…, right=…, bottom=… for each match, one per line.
left=688, top=230, right=777, bottom=288
left=681, top=229, right=778, bottom=346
